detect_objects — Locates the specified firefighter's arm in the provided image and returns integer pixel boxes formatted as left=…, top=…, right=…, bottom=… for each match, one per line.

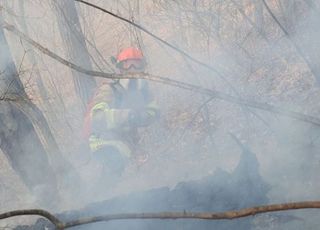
left=92, top=102, right=159, bottom=129
left=91, top=102, right=131, bottom=130
left=128, top=80, right=160, bottom=127
left=128, top=100, right=159, bottom=127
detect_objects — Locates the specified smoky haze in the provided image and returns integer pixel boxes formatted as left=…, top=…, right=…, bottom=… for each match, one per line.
left=0, top=0, right=319, bottom=229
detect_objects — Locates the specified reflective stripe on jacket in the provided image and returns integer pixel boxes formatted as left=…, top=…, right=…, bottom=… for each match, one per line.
left=89, top=135, right=131, bottom=158
left=86, top=79, right=158, bottom=155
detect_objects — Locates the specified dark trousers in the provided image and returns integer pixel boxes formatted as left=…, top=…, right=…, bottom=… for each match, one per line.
left=93, top=145, right=127, bottom=178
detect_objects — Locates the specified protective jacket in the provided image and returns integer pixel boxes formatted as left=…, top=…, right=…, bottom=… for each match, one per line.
left=83, top=79, right=158, bottom=158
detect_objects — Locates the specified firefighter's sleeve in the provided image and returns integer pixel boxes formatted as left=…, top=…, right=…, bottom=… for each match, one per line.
left=91, top=102, right=131, bottom=130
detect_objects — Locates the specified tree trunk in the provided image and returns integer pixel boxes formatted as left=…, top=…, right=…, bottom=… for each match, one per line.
left=53, top=0, right=96, bottom=108
left=0, top=18, right=59, bottom=205
left=17, top=0, right=49, bottom=102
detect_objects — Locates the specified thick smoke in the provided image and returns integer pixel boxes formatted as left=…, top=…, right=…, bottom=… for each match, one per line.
left=0, top=1, right=320, bottom=229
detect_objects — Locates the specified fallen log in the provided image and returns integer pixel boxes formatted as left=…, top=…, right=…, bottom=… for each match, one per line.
left=12, top=138, right=270, bottom=229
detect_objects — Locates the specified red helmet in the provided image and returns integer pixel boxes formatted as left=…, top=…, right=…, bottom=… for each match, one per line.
left=117, top=47, right=144, bottom=62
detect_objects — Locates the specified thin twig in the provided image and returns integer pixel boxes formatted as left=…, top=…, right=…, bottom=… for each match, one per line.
left=74, top=0, right=232, bottom=85
left=262, top=0, right=319, bottom=81
left=158, top=95, right=216, bottom=156
left=3, top=22, right=320, bottom=127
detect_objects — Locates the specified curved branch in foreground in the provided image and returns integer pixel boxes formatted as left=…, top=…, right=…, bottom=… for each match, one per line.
left=1, top=201, right=319, bottom=229
left=0, top=209, right=63, bottom=228
left=3, top=22, right=320, bottom=127
left=63, top=201, right=320, bottom=228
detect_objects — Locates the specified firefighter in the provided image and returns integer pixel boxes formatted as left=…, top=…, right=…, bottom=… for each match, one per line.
left=83, top=47, right=158, bottom=180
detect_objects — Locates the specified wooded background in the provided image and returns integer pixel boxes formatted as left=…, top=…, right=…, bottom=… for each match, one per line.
left=0, top=0, right=320, bottom=229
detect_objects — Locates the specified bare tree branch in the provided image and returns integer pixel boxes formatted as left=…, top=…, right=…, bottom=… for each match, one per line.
left=64, top=201, right=320, bottom=228
left=74, top=0, right=233, bottom=86
left=1, top=201, right=320, bottom=229
left=3, top=21, right=320, bottom=128
left=262, top=0, right=320, bottom=83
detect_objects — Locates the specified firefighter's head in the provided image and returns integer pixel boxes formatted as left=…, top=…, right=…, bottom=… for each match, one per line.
left=113, top=47, right=146, bottom=74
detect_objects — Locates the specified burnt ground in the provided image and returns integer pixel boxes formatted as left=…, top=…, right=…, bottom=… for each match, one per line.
left=10, top=137, right=270, bottom=230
